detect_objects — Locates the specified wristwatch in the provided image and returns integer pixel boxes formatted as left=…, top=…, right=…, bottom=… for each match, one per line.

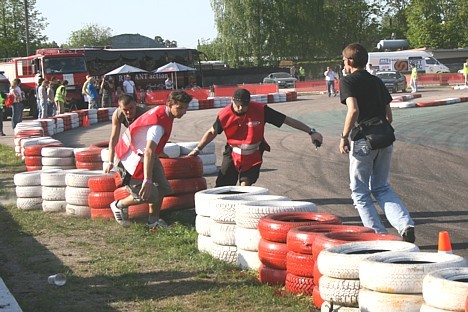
left=309, top=128, right=317, bottom=135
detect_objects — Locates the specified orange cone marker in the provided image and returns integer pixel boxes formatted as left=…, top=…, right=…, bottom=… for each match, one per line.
left=83, top=115, right=90, bottom=127
left=437, top=231, right=452, bottom=254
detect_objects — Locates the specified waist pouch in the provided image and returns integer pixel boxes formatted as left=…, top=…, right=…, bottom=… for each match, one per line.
left=354, top=117, right=395, bottom=150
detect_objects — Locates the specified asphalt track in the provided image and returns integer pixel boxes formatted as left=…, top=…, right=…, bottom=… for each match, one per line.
left=1, top=87, right=467, bottom=259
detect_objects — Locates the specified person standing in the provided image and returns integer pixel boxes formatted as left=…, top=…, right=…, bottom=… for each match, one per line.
left=123, top=75, right=136, bottom=99
left=110, top=91, right=193, bottom=229
left=87, top=77, right=99, bottom=109
left=47, top=80, right=56, bottom=116
left=38, top=80, right=49, bottom=119
left=290, top=65, right=297, bottom=79
left=410, top=65, right=418, bottom=93
left=188, top=88, right=323, bottom=187
left=463, top=59, right=468, bottom=86
left=0, top=91, right=5, bottom=136
left=324, top=66, right=337, bottom=97
left=54, top=80, right=68, bottom=115
left=165, top=77, right=174, bottom=90
left=339, top=43, right=415, bottom=243
left=10, top=79, right=24, bottom=129
left=298, top=66, right=306, bottom=81
left=100, top=77, right=114, bottom=107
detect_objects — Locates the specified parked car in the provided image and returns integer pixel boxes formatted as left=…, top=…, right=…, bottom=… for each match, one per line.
left=375, top=70, right=407, bottom=93
left=263, top=72, right=297, bottom=88
left=0, top=71, right=11, bottom=120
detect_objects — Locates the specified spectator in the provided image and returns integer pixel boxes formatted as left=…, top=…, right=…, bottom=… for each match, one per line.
left=324, top=66, right=337, bottom=97
left=87, top=77, right=99, bottom=109
left=165, top=77, right=174, bottom=90
left=54, top=80, right=68, bottom=115
left=10, top=78, right=24, bottom=129
left=298, top=66, right=305, bottom=81
left=47, top=80, right=56, bottom=116
left=123, top=75, right=136, bottom=99
left=463, top=58, right=468, bottom=86
left=0, top=91, right=5, bottom=136
left=38, top=80, right=49, bottom=119
left=100, top=76, right=114, bottom=108
left=410, top=65, right=418, bottom=93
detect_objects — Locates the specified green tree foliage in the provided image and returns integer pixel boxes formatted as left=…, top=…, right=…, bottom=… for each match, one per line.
left=0, top=0, right=47, bottom=58
left=378, top=0, right=409, bottom=40
left=65, top=23, right=112, bottom=48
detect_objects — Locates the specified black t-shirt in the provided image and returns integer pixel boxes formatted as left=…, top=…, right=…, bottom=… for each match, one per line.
left=339, top=69, right=392, bottom=123
left=213, top=105, right=286, bottom=135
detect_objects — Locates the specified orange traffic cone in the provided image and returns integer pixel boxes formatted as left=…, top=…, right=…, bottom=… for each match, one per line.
left=83, top=114, right=90, bottom=127
left=437, top=231, right=452, bottom=254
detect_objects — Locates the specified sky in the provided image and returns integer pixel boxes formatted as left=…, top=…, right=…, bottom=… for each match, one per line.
left=34, top=0, right=218, bottom=48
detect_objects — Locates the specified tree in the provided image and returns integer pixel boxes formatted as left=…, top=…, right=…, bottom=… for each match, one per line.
left=0, top=0, right=48, bottom=58
left=66, top=23, right=112, bottom=48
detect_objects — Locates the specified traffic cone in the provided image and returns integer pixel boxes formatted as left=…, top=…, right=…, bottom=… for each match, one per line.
left=437, top=231, right=452, bottom=254
left=83, top=114, right=90, bottom=127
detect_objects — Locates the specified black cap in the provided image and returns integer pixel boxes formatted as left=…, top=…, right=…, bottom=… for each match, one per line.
left=232, top=88, right=250, bottom=106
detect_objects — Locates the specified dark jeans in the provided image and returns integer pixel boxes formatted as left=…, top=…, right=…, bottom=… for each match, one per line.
left=327, top=80, right=335, bottom=96
left=12, top=101, right=24, bottom=129
left=0, top=108, right=4, bottom=134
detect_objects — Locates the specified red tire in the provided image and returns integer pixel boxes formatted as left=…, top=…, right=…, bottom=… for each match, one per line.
left=168, top=177, right=207, bottom=195
left=312, top=232, right=402, bottom=262
left=23, top=143, right=63, bottom=156
left=286, top=224, right=374, bottom=255
left=128, top=203, right=149, bottom=219
left=114, top=186, right=130, bottom=200
left=75, top=149, right=102, bottom=162
left=76, top=161, right=102, bottom=170
left=113, top=172, right=123, bottom=187
left=258, top=212, right=342, bottom=243
left=258, top=238, right=289, bottom=270
left=160, top=156, right=203, bottom=179
left=89, top=141, right=108, bottom=150
left=312, top=286, right=325, bottom=309
left=258, top=264, right=287, bottom=285
left=25, top=156, right=42, bottom=166
left=88, top=191, right=115, bottom=208
left=161, top=193, right=195, bottom=211
left=313, top=260, right=322, bottom=285
left=26, top=165, right=42, bottom=171
left=88, top=174, right=117, bottom=192
left=286, top=251, right=315, bottom=277
left=285, top=273, right=314, bottom=295
left=91, top=208, right=114, bottom=220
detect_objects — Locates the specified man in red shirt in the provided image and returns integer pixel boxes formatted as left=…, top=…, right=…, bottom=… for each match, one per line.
left=189, top=88, right=323, bottom=186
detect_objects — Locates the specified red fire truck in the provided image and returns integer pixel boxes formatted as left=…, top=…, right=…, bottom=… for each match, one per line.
left=0, top=48, right=89, bottom=117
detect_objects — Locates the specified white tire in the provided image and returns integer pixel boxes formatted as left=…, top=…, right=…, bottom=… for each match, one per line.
left=178, top=141, right=215, bottom=155
left=211, top=194, right=289, bottom=224
left=17, top=197, right=42, bottom=210
left=14, top=171, right=41, bottom=186
left=42, top=165, right=76, bottom=171
left=195, top=215, right=212, bottom=236
left=195, top=186, right=269, bottom=217
left=358, top=288, right=424, bottom=311
left=319, top=276, right=360, bottom=306
left=422, top=267, right=468, bottom=311
left=237, top=249, right=261, bottom=270
left=65, top=204, right=91, bottom=218
left=210, top=222, right=236, bottom=246
left=419, top=303, right=452, bottom=312
left=65, top=170, right=104, bottom=187
left=197, top=234, right=212, bottom=254
left=198, top=153, right=216, bottom=165
left=235, top=227, right=261, bottom=251
left=100, top=148, right=110, bottom=162
left=236, top=200, right=318, bottom=229
left=41, top=147, right=74, bottom=157
left=41, top=170, right=66, bottom=186
left=203, top=164, right=218, bottom=175
left=65, top=186, right=91, bottom=206
left=359, top=251, right=468, bottom=294
left=210, top=242, right=237, bottom=264
left=42, top=157, right=74, bottom=166
left=318, top=241, right=419, bottom=279
left=42, top=186, right=66, bottom=201
left=16, top=185, right=42, bottom=198
left=163, top=143, right=181, bottom=158
left=321, top=301, right=359, bottom=311
left=42, top=200, right=66, bottom=212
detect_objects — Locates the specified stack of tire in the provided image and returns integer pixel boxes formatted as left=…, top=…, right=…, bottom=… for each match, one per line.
left=74, top=148, right=102, bottom=170
left=194, top=186, right=270, bottom=260
left=421, top=267, right=468, bottom=312
left=177, top=141, right=217, bottom=175
left=14, top=171, right=43, bottom=210
left=100, top=148, right=111, bottom=171
left=23, top=142, right=64, bottom=172
left=52, top=117, right=64, bottom=134
left=65, top=112, right=79, bottom=129
left=317, top=240, right=420, bottom=311
left=38, top=118, right=56, bottom=136
left=160, top=156, right=205, bottom=211
left=88, top=173, right=118, bottom=220
left=87, top=109, right=98, bottom=125
left=112, top=186, right=150, bottom=220
left=41, top=147, right=75, bottom=170
left=285, top=224, right=374, bottom=309
left=211, top=194, right=289, bottom=269
left=41, top=169, right=68, bottom=212
left=97, top=108, right=109, bottom=122
left=55, top=114, right=72, bottom=131
left=358, top=252, right=467, bottom=311
left=256, top=211, right=340, bottom=290
left=65, top=170, right=106, bottom=218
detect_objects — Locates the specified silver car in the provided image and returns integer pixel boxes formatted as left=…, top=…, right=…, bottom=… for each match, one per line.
left=263, top=72, right=297, bottom=88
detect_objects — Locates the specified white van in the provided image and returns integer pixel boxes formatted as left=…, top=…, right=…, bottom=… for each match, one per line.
left=368, top=50, right=450, bottom=73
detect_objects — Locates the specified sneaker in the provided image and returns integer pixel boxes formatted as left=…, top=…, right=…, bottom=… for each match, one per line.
left=110, top=201, right=130, bottom=227
left=147, top=218, right=168, bottom=230
left=402, top=226, right=415, bottom=243
left=1, top=133, right=5, bottom=136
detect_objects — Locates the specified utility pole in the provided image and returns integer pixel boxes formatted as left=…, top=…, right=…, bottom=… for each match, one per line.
left=25, top=0, right=30, bottom=56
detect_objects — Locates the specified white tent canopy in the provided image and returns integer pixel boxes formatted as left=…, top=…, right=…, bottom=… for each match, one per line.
left=104, top=64, right=148, bottom=76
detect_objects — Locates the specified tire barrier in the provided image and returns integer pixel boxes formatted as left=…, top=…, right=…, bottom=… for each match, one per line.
left=112, top=186, right=149, bottom=219
left=74, top=148, right=102, bottom=171
left=160, top=156, right=203, bottom=180
left=65, top=170, right=105, bottom=218
left=14, top=171, right=43, bottom=210
left=177, top=141, right=217, bottom=175
left=258, top=263, right=287, bottom=285
left=285, top=273, right=314, bottom=295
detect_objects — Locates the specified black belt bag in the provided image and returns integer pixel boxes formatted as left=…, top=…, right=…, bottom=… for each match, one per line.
left=356, top=117, right=395, bottom=150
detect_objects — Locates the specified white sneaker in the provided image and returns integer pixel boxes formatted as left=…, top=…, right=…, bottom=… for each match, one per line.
left=110, top=201, right=130, bottom=227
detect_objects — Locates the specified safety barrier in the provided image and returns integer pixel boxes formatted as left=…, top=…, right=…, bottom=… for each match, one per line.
left=296, top=80, right=341, bottom=93
left=213, top=84, right=278, bottom=97
left=407, top=73, right=464, bottom=87
left=140, top=88, right=211, bottom=105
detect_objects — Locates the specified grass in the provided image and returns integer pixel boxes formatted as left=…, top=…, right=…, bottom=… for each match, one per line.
left=0, top=144, right=316, bottom=312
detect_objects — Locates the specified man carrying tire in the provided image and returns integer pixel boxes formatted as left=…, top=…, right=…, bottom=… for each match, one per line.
left=188, top=88, right=323, bottom=186
left=110, top=91, right=193, bottom=229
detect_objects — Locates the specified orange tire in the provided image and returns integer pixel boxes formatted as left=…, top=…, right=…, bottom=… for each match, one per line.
left=76, top=161, right=102, bottom=170
left=88, top=191, right=115, bottom=209
left=168, top=177, right=207, bottom=195
left=258, top=238, right=288, bottom=270
left=26, top=165, right=42, bottom=171
left=258, top=263, right=287, bottom=285
left=91, top=208, right=114, bottom=220
left=160, top=156, right=203, bottom=179
left=89, top=141, right=109, bottom=150
left=161, top=193, right=195, bottom=211
left=313, top=260, right=322, bottom=285
left=286, top=251, right=314, bottom=277
left=75, top=149, right=101, bottom=162
left=128, top=203, right=149, bottom=219
left=113, top=172, right=123, bottom=187
left=285, top=273, right=314, bottom=295
left=114, top=186, right=130, bottom=200
left=312, top=286, right=325, bottom=309
left=258, top=212, right=342, bottom=243
left=25, top=156, right=42, bottom=166
left=88, top=174, right=117, bottom=192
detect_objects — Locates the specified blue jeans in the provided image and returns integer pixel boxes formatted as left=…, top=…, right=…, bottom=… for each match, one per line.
left=11, top=101, right=24, bottom=129
left=349, top=139, right=414, bottom=235
left=327, top=80, right=335, bottom=96
left=39, top=101, right=48, bottom=119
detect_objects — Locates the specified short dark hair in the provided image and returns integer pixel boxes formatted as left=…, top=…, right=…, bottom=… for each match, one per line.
left=167, top=90, right=192, bottom=105
left=343, top=43, right=368, bottom=69
left=118, top=94, right=135, bottom=106
left=63, top=80, right=69, bottom=85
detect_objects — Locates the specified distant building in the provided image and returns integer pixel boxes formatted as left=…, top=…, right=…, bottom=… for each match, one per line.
left=110, top=34, right=165, bottom=49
